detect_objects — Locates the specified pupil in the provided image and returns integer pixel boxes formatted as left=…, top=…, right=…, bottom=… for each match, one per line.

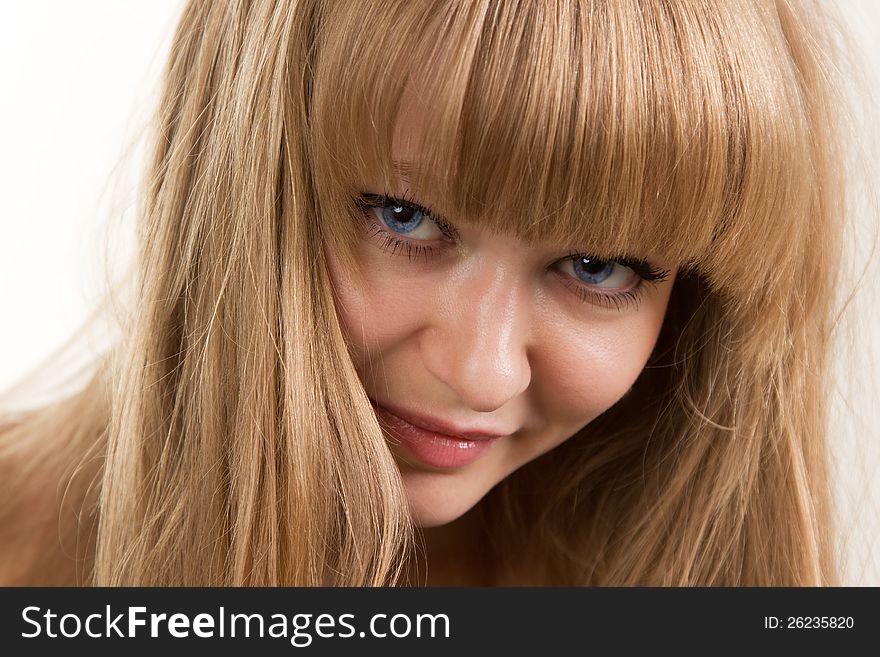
left=581, top=258, right=604, bottom=273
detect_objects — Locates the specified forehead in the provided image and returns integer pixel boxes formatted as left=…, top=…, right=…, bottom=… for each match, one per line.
left=390, top=88, right=427, bottom=179
left=310, top=0, right=817, bottom=293
left=378, top=74, right=703, bottom=262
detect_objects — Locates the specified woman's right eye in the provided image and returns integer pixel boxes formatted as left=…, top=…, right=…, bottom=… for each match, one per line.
left=356, top=194, right=449, bottom=242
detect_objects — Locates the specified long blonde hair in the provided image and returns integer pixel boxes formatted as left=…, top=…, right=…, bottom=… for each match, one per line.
left=0, top=0, right=851, bottom=585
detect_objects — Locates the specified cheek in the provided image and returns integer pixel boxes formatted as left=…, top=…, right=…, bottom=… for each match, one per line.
left=327, top=239, right=671, bottom=440
left=532, top=306, right=667, bottom=439
left=324, top=249, right=370, bottom=363
left=324, top=245, right=419, bottom=382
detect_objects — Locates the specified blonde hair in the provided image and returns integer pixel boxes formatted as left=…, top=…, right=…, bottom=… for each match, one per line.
left=0, top=0, right=852, bottom=585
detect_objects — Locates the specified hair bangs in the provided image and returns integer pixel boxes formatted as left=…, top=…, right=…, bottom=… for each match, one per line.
left=311, top=0, right=822, bottom=297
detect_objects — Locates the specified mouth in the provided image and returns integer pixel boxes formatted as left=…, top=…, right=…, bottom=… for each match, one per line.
left=371, top=401, right=504, bottom=470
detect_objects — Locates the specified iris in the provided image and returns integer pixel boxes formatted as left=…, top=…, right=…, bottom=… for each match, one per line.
left=572, top=257, right=615, bottom=285
left=382, top=204, right=424, bottom=234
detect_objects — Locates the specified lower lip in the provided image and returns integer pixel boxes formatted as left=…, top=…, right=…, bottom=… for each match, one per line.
left=374, top=404, right=500, bottom=469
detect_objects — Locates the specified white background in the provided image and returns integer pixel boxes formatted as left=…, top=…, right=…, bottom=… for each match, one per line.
left=1, top=1, right=877, bottom=584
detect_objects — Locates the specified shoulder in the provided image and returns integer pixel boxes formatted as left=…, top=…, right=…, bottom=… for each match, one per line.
left=0, top=423, right=37, bottom=583
left=0, top=421, right=92, bottom=585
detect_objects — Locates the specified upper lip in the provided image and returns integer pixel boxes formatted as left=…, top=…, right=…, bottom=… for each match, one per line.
left=372, top=400, right=513, bottom=441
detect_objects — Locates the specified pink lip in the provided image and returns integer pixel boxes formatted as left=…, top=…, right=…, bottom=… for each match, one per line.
left=372, top=401, right=511, bottom=440
left=372, top=401, right=509, bottom=469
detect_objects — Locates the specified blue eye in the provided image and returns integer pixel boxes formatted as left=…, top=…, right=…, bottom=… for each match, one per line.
left=572, top=257, right=616, bottom=285
left=556, top=253, right=671, bottom=309
left=357, top=194, right=449, bottom=242
left=382, top=203, right=425, bottom=234
left=563, top=256, right=637, bottom=289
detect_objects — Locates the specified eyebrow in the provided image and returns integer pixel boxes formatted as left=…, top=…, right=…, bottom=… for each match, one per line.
left=374, top=173, right=671, bottom=263
left=390, top=159, right=449, bottom=197
left=391, top=160, right=420, bottom=182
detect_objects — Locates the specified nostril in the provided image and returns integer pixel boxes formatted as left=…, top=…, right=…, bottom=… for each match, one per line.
left=419, top=325, right=531, bottom=414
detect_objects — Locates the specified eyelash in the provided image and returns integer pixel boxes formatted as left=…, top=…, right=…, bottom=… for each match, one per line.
left=557, top=252, right=669, bottom=311
left=353, top=193, right=670, bottom=311
left=355, top=192, right=455, bottom=257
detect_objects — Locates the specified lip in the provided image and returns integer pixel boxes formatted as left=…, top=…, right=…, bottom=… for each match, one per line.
left=374, top=402, right=512, bottom=440
left=372, top=401, right=509, bottom=469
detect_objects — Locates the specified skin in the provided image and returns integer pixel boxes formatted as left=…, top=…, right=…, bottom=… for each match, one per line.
left=327, top=98, right=674, bottom=527
left=324, top=92, right=676, bottom=582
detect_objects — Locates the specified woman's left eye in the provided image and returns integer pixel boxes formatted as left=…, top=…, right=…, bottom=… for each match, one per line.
left=557, top=256, right=639, bottom=290
left=554, top=254, right=670, bottom=309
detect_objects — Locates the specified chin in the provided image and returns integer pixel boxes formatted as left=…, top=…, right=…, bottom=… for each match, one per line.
left=408, top=503, right=470, bottom=528
left=400, top=468, right=490, bottom=527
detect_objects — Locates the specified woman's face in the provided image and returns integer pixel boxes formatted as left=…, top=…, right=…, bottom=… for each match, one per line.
left=325, top=95, right=677, bottom=528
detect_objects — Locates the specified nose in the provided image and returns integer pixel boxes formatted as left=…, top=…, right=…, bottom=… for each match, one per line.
left=419, top=262, right=532, bottom=413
